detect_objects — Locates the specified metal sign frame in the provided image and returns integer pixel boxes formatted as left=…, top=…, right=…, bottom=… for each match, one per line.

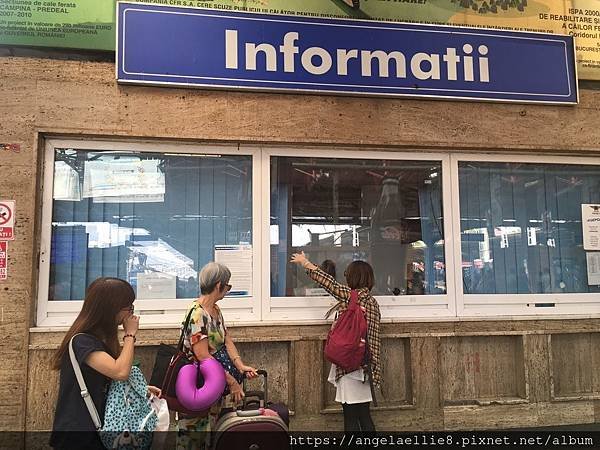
left=116, top=2, right=578, bottom=105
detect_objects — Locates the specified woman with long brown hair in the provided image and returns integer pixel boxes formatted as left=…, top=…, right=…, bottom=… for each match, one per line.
left=291, top=252, right=381, bottom=433
left=50, top=277, right=153, bottom=450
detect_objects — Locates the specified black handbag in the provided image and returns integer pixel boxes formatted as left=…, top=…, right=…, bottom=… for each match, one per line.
left=212, top=344, right=244, bottom=395
left=150, top=308, right=206, bottom=415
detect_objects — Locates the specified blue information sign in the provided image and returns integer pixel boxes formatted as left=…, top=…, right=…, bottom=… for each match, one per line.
left=117, top=2, right=578, bottom=105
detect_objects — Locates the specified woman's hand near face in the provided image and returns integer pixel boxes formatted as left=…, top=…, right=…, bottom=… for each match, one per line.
left=122, top=314, right=139, bottom=335
left=86, top=313, right=138, bottom=381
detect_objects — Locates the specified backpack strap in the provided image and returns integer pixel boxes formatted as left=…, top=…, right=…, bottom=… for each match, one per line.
left=68, top=333, right=103, bottom=430
left=357, top=293, right=378, bottom=408
left=349, top=289, right=359, bottom=306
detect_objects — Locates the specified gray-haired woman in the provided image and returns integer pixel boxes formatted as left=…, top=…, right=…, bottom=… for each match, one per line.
left=177, top=262, right=258, bottom=449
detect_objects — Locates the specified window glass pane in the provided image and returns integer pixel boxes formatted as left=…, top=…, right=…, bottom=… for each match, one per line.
left=459, top=162, right=600, bottom=294
left=270, top=156, right=445, bottom=297
left=49, top=149, right=252, bottom=300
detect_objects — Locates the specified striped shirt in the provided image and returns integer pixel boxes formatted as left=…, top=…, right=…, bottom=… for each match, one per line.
left=307, top=267, right=382, bottom=387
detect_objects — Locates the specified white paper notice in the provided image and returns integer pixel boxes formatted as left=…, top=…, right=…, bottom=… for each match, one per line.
left=582, top=204, right=600, bottom=251
left=305, top=287, right=329, bottom=296
left=83, top=159, right=165, bottom=199
left=214, top=245, right=252, bottom=296
left=137, top=272, right=177, bottom=299
left=586, top=252, right=600, bottom=286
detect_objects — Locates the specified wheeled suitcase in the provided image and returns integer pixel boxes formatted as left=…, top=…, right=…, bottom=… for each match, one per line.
left=212, top=369, right=290, bottom=450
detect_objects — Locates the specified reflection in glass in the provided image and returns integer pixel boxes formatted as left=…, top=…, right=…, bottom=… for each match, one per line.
left=459, top=162, right=600, bottom=294
left=270, top=157, right=445, bottom=297
left=49, top=149, right=252, bottom=300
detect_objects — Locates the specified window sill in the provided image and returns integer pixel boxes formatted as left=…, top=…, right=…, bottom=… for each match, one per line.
left=28, top=315, right=600, bottom=350
left=31, top=312, right=600, bottom=332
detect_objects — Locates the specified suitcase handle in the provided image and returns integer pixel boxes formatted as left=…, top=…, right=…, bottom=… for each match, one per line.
left=243, top=369, right=268, bottom=408
left=236, top=409, right=262, bottom=417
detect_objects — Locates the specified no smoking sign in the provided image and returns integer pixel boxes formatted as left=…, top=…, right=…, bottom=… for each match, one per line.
left=0, top=200, right=15, bottom=240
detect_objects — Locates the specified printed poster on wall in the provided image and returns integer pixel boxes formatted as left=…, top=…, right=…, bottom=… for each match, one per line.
left=136, top=272, right=177, bottom=299
left=0, top=0, right=113, bottom=49
left=82, top=159, right=165, bottom=200
left=582, top=204, right=600, bottom=251
left=1, top=0, right=600, bottom=79
left=214, top=244, right=252, bottom=296
left=586, top=252, right=600, bottom=285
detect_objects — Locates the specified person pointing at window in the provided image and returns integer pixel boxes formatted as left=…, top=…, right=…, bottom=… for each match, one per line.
left=290, top=251, right=381, bottom=433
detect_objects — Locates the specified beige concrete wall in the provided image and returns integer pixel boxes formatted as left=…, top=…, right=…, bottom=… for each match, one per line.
left=2, top=56, right=600, bottom=431
left=23, top=323, right=600, bottom=431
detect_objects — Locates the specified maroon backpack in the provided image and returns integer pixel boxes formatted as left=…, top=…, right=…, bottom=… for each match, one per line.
left=324, top=290, right=368, bottom=372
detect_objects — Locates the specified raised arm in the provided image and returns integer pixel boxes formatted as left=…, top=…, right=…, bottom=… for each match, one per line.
left=290, top=252, right=351, bottom=303
left=86, top=314, right=138, bottom=381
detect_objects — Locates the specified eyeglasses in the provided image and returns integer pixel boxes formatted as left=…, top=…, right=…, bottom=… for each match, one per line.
left=122, top=304, right=134, bottom=313
left=224, top=283, right=232, bottom=292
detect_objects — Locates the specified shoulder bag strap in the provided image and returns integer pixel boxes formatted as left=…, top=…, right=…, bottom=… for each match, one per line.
left=68, top=333, right=103, bottom=430
left=362, top=312, right=379, bottom=408
left=176, top=305, right=196, bottom=352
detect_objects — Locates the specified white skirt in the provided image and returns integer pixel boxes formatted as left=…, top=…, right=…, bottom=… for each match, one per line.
left=327, top=364, right=373, bottom=404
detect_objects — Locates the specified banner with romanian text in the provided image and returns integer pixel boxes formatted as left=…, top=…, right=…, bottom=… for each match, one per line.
left=0, top=0, right=599, bottom=80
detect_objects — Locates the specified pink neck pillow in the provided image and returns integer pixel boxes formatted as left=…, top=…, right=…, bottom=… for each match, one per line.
left=175, top=357, right=227, bottom=411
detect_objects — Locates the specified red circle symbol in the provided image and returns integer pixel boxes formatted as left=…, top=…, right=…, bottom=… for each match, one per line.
left=0, top=203, right=12, bottom=226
